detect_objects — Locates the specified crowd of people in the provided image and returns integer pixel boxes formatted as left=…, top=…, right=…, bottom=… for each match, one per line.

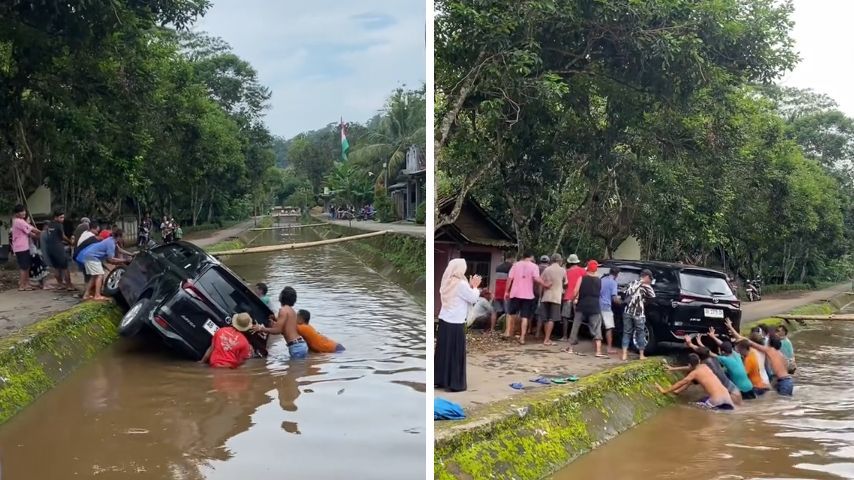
left=328, top=203, right=375, bottom=221
left=435, top=252, right=798, bottom=407
left=9, top=204, right=130, bottom=299
left=660, top=321, right=796, bottom=409
left=201, top=284, right=345, bottom=369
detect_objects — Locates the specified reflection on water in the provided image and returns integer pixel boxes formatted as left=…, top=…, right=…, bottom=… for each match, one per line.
left=0, top=230, right=425, bottom=480
left=554, top=319, right=854, bottom=480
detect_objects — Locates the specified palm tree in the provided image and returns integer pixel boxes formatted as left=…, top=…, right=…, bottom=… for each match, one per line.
left=349, top=86, right=426, bottom=188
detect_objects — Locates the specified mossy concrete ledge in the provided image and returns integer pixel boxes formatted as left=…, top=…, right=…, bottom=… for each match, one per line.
left=434, top=361, right=678, bottom=480
left=0, top=302, right=122, bottom=425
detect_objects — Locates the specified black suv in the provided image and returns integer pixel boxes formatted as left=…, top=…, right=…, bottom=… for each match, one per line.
left=103, top=241, right=271, bottom=360
left=597, top=260, right=741, bottom=353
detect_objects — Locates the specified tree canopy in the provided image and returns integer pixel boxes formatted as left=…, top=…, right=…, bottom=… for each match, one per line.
left=436, top=0, right=852, bottom=284
left=0, top=0, right=275, bottom=225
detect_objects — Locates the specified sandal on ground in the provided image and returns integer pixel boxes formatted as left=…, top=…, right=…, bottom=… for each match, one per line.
left=18, top=287, right=34, bottom=291
left=595, top=353, right=609, bottom=359
left=574, top=351, right=587, bottom=356
left=509, top=382, right=525, bottom=390
left=543, top=341, right=555, bottom=346
left=529, top=377, right=551, bottom=385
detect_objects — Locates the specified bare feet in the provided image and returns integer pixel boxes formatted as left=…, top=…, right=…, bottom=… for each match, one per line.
left=543, top=340, right=555, bottom=346
left=89, top=296, right=110, bottom=302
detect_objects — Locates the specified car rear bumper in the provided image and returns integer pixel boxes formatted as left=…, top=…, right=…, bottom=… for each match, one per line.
left=147, top=306, right=205, bottom=360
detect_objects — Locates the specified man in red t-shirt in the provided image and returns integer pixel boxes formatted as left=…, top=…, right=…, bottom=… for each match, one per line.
left=201, top=312, right=253, bottom=368
left=492, top=252, right=514, bottom=325
left=561, top=254, right=585, bottom=342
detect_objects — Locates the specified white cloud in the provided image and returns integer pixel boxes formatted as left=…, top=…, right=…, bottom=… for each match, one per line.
left=781, top=0, right=854, bottom=115
left=195, top=0, right=426, bottom=137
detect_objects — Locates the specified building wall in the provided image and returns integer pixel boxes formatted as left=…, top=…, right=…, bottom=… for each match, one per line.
left=434, top=242, right=503, bottom=317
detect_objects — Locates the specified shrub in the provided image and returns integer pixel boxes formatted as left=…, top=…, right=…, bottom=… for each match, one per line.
left=374, top=187, right=397, bottom=223
left=415, top=201, right=426, bottom=225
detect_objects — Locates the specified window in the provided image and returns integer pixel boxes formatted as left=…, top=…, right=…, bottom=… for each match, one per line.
left=195, top=267, right=268, bottom=323
left=461, top=252, right=491, bottom=289
left=679, top=271, right=734, bottom=297
left=154, top=244, right=206, bottom=276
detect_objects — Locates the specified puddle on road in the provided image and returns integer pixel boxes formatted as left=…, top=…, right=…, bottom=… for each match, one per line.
left=0, top=230, right=425, bottom=479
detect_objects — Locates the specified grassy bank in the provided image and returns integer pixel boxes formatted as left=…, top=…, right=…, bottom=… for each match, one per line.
left=435, top=361, right=677, bottom=480
left=740, top=291, right=853, bottom=335
left=0, top=302, right=121, bottom=425
left=309, top=222, right=426, bottom=302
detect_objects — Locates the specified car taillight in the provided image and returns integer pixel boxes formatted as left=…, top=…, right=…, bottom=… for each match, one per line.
left=182, top=280, right=203, bottom=300
left=154, top=315, right=170, bottom=330
left=732, top=300, right=741, bottom=308
left=674, top=330, right=686, bottom=337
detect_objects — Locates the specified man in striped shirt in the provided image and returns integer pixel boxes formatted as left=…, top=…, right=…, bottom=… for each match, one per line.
left=622, top=269, right=656, bottom=361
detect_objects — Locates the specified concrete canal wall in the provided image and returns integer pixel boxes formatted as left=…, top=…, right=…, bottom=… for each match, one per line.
left=310, top=223, right=426, bottom=302
left=0, top=302, right=121, bottom=425
left=435, top=361, right=678, bottom=480
left=435, top=290, right=854, bottom=480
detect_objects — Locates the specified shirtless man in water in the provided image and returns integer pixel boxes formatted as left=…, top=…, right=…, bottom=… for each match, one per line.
left=725, top=318, right=793, bottom=396
left=658, top=353, right=735, bottom=410
left=250, top=286, right=308, bottom=359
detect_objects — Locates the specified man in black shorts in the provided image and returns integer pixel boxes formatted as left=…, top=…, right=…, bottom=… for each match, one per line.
left=44, top=210, right=73, bottom=290
left=504, top=252, right=551, bottom=345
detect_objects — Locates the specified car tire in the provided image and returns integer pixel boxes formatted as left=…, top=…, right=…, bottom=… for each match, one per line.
left=643, top=324, right=658, bottom=355
left=102, top=266, right=126, bottom=297
left=118, top=298, right=152, bottom=338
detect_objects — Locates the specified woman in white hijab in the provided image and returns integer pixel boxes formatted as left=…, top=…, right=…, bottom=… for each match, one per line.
left=435, top=258, right=482, bottom=392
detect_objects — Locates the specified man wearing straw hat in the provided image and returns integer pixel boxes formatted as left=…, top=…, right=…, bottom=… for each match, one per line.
left=201, top=312, right=254, bottom=368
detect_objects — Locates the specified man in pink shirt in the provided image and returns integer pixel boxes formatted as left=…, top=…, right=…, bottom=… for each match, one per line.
left=504, top=252, right=551, bottom=345
left=11, top=204, right=41, bottom=291
left=560, top=254, right=585, bottom=342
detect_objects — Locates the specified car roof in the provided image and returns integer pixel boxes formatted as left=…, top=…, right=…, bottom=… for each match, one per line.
left=599, top=259, right=726, bottom=277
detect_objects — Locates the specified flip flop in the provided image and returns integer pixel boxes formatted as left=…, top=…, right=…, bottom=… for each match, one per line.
left=566, top=375, right=579, bottom=382
left=509, top=382, right=525, bottom=390
left=551, top=378, right=567, bottom=384
left=529, top=377, right=551, bottom=385
left=595, top=353, right=609, bottom=359
left=574, top=352, right=587, bottom=356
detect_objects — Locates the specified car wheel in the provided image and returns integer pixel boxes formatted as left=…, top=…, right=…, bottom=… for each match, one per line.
left=102, top=266, right=126, bottom=297
left=643, top=324, right=658, bottom=355
left=118, top=298, right=152, bottom=337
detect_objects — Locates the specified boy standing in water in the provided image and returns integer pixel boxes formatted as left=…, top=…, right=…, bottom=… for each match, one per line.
left=297, top=309, right=345, bottom=353
left=251, top=286, right=308, bottom=359
left=776, top=325, right=797, bottom=373
left=255, top=282, right=271, bottom=309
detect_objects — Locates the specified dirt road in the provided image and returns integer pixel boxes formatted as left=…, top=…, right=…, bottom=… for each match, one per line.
left=740, top=283, right=850, bottom=322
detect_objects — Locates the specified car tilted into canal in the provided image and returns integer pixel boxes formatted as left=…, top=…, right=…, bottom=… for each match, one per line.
left=598, top=260, right=742, bottom=354
left=102, top=241, right=272, bottom=360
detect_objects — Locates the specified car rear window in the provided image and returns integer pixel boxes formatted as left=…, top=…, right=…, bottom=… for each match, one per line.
left=195, top=267, right=268, bottom=322
left=154, top=244, right=207, bottom=275
left=679, top=272, right=734, bottom=297
left=596, top=268, right=639, bottom=286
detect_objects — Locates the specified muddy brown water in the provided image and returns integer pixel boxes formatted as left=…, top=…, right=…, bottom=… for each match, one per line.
left=554, top=308, right=854, bottom=480
left=0, top=230, right=425, bottom=479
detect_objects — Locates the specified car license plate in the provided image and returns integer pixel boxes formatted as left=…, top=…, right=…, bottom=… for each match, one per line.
left=704, top=308, right=724, bottom=319
left=203, top=319, right=219, bottom=335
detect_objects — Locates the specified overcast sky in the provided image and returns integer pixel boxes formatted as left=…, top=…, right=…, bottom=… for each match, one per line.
left=781, top=0, right=854, bottom=114
left=195, top=1, right=425, bottom=139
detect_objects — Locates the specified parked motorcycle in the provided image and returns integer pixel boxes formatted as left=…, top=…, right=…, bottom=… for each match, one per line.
left=745, top=278, right=762, bottom=302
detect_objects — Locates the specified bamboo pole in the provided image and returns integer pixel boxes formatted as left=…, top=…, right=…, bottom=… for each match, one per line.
left=248, top=223, right=329, bottom=231
left=211, top=230, right=390, bottom=256
left=773, top=314, right=854, bottom=322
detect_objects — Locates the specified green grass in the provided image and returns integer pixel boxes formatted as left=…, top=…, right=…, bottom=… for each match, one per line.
left=205, top=239, right=244, bottom=253
left=740, top=301, right=837, bottom=335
